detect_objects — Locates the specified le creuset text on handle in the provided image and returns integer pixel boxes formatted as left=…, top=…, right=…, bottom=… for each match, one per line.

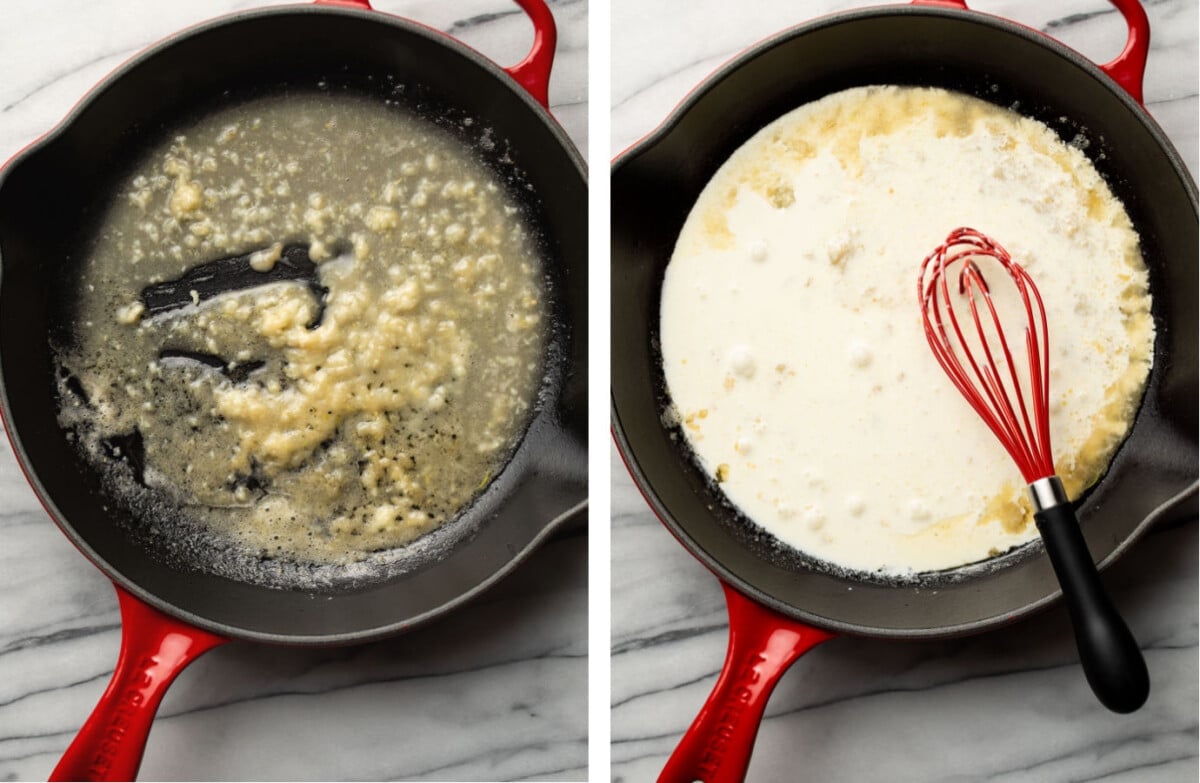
left=659, top=584, right=835, bottom=783
left=313, top=0, right=557, bottom=108
left=910, top=0, right=1150, bottom=104
left=49, top=588, right=228, bottom=782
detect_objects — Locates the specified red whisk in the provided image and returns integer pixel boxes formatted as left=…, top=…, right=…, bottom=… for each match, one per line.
left=919, top=227, right=1149, bottom=714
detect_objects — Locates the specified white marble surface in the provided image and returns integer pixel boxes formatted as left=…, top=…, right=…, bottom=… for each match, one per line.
left=0, top=1, right=587, bottom=781
left=611, top=1, right=1198, bottom=781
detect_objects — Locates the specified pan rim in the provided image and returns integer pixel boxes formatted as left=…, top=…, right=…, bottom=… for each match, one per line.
left=613, top=3, right=1195, bottom=203
left=0, top=3, right=587, bottom=195
left=610, top=3, right=1198, bottom=640
left=113, top=499, right=588, bottom=646
left=611, top=420, right=1195, bottom=639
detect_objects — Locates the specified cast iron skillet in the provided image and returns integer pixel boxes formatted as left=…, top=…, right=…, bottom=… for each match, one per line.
left=0, top=1, right=586, bottom=779
left=611, top=1, right=1196, bottom=780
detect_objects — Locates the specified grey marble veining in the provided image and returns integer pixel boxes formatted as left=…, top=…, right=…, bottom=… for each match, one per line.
left=611, top=1, right=1198, bottom=781
left=0, top=2, right=587, bottom=781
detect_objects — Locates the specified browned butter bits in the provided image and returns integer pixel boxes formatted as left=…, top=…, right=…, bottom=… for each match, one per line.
left=57, top=91, right=547, bottom=577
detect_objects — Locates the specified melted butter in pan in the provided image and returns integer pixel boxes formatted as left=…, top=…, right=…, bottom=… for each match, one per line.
left=58, top=91, right=547, bottom=571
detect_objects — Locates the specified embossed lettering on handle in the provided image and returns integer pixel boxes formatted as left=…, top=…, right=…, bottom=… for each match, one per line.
left=85, top=654, right=156, bottom=779
left=50, top=587, right=228, bottom=782
left=695, top=651, right=767, bottom=779
left=659, top=583, right=835, bottom=783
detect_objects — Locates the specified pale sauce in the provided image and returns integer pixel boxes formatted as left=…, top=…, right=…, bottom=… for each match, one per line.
left=661, top=86, right=1153, bottom=575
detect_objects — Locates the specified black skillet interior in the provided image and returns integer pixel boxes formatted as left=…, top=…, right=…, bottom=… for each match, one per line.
left=611, top=5, right=1197, bottom=638
left=0, top=6, right=587, bottom=643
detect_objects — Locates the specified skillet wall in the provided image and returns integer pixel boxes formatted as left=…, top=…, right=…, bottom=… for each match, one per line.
left=0, top=7, right=587, bottom=642
left=611, top=7, right=1197, bottom=637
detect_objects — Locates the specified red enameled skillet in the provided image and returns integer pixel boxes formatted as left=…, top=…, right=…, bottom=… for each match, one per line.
left=611, top=1, right=1196, bottom=780
left=0, top=1, right=587, bottom=780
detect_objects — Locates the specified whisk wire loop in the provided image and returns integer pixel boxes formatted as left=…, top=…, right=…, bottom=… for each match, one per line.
left=918, top=227, right=1055, bottom=484
left=972, top=261, right=1042, bottom=476
left=919, top=227, right=1150, bottom=714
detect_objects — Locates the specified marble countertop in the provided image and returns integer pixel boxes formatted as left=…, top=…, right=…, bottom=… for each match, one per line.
left=611, top=1, right=1197, bottom=782
left=0, top=1, right=587, bottom=781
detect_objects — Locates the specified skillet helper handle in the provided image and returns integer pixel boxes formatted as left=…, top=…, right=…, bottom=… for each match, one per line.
left=312, top=0, right=556, bottom=110
left=659, top=583, right=835, bottom=783
left=1099, top=0, right=1150, bottom=105
left=50, top=587, right=228, bottom=782
left=1035, top=502, right=1149, bottom=714
left=909, top=0, right=1149, bottom=104
left=312, top=0, right=372, bottom=8
left=504, top=0, right=557, bottom=109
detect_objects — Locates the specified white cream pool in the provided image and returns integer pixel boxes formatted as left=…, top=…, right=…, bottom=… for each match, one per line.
left=660, top=85, right=1153, bottom=576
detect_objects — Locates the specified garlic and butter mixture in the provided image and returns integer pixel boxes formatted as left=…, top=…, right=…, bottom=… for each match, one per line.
left=661, top=85, right=1153, bottom=576
left=58, top=91, right=546, bottom=570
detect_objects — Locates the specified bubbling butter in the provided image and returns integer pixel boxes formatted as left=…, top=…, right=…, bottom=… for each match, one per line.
left=661, top=85, right=1153, bottom=576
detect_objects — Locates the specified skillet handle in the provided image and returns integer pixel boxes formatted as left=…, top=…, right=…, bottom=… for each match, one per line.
left=659, top=582, right=835, bottom=783
left=50, top=586, right=228, bottom=782
left=1098, top=0, right=1150, bottom=105
left=909, top=0, right=1149, bottom=105
left=504, top=0, right=557, bottom=109
left=312, top=0, right=556, bottom=110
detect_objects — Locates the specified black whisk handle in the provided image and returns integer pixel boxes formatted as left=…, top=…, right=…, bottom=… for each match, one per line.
left=1035, top=501, right=1149, bottom=713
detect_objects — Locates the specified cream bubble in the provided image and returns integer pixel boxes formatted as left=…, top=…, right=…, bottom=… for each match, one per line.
left=908, top=498, right=932, bottom=522
left=848, top=339, right=873, bottom=368
left=728, top=345, right=756, bottom=378
left=803, top=507, right=826, bottom=531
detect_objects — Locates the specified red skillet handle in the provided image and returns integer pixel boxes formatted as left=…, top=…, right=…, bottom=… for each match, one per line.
left=659, top=583, right=836, bottom=783
left=911, top=0, right=1150, bottom=105
left=504, top=0, right=557, bottom=109
left=1098, top=0, right=1150, bottom=105
left=313, top=0, right=556, bottom=109
left=50, top=587, right=228, bottom=782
